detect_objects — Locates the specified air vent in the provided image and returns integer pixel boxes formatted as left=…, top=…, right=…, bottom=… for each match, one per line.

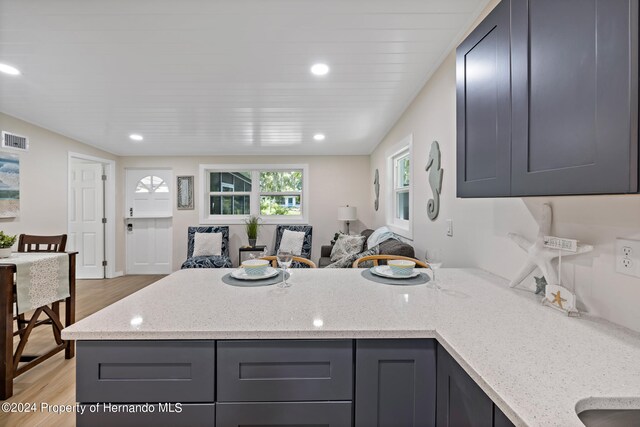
left=1, top=131, right=29, bottom=151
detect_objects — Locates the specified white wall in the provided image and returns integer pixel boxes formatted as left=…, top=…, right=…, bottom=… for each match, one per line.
left=368, top=1, right=640, bottom=332
left=119, top=155, right=372, bottom=270
left=0, top=113, right=122, bottom=268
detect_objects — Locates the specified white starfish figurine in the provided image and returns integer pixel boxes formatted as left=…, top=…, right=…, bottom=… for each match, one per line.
left=508, top=203, right=593, bottom=288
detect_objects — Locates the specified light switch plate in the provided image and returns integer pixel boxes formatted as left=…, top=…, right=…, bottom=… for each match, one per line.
left=615, top=238, right=640, bottom=278
left=446, top=219, right=453, bottom=237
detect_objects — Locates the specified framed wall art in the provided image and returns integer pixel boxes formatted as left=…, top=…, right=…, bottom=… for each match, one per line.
left=0, top=153, right=19, bottom=218
left=177, top=175, right=194, bottom=210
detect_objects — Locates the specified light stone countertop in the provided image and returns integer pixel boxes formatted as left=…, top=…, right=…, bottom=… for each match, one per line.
left=62, top=268, right=640, bottom=426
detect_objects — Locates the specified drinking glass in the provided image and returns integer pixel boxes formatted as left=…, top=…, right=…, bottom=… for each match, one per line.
left=277, top=250, right=293, bottom=288
left=425, top=249, right=443, bottom=290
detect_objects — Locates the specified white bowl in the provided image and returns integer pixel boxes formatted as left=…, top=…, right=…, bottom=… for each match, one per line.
left=388, top=259, right=416, bottom=277
left=241, top=259, right=270, bottom=276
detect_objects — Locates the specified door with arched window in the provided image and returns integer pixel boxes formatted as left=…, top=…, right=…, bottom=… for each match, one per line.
left=125, top=169, right=173, bottom=274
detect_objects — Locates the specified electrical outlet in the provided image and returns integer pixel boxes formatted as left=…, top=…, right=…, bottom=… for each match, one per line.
left=615, top=238, right=640, bottom=278
left=446, top=219, right=453, bottom=237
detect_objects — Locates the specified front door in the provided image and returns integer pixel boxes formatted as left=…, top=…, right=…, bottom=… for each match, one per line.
left=125, top=169, right=173, bottom=274
left=68, top=160, right=105, bottom=278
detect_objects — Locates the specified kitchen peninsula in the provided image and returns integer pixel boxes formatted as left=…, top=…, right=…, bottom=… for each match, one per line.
left=62, top=268, right=640, bottom=426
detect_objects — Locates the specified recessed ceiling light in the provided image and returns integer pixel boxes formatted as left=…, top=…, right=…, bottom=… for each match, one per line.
left=313, top=133, right=326, bottom=141
left=310, top=63, right=330, bottom=76
left=0, top=63, right=20, bottom=76
left=129, top=134, right=144, bottom=141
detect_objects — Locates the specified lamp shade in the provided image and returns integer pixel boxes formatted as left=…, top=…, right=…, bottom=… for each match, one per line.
left=337, top=206, right=357, bottom=221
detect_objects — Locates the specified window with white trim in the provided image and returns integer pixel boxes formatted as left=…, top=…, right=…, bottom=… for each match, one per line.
left=394, top=150, right=410, bottom=221
left=200, top=164, right=308, bottom=224
left=386, top=135, right=413, bottom=238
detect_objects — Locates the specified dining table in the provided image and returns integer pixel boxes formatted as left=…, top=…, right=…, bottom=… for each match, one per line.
left=0, top=251, right=77, bottom=399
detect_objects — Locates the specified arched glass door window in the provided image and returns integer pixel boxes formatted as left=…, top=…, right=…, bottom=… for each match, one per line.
left=135, top=175, right=169, bottom=193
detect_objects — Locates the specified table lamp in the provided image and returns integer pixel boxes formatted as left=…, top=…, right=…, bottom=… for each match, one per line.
left=337, top=205, right=358, bottom=235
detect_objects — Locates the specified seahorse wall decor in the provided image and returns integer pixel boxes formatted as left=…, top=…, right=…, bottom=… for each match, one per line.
left=425, top=141, right=443, bottom=221
left=374, top=169, right=380, bottom=211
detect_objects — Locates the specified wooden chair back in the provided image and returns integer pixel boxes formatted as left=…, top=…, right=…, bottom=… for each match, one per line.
left=352, top=254, right=429, bottom=268
left=17, top=234, right=67, bottom=253
left=258, top=256, right=317, bottom=269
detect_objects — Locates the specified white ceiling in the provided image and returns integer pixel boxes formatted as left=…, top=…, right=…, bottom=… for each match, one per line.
left=0, top=0, right=489, bottom=156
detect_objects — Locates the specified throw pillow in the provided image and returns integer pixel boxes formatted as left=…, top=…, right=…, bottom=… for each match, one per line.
left=278, top=229, right=305, bottom=256
left=330, top=234, right=366, bottom=262
left=366, top=226, right=396, bottom=249
left=192, top=232, right=222, bottom=257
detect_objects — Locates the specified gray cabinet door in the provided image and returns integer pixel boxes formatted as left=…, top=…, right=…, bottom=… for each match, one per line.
left=494, top=404, right=516, bottom=427
left=355, top=339, right=436, bottom=427
left=76, top=341, right=215, bottom=403
left=216, top=401, right=352, bottom=427
left=217, top=340, right=353, bottom=402
left=456, top=0, right=512, bottom=197
left=77, top=403, right=214, bottom=427
left=511, top=0, right=639, bottom=195
left=436, top=344, right=493, bottom=427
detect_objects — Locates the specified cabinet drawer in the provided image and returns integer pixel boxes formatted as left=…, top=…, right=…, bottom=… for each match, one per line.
left=216, top=401, right=352, bottom=427
left=217, top=340, right=353, bottom=401
left=77, top=403, right=214, bottom=427
left=77, top=341, right=215, bottom=403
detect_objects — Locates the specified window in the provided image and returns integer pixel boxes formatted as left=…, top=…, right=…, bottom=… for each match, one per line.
left=394, top=152, right=410, bottom=221
left=209, top=172, right=251, bottom=215
left=259, top=171, right=303, bottom=216
left=386, top=135, right=413, bottom=238
left=200, top=164, right=308, bottom=224
left=135, top=175, right=169, bottom=193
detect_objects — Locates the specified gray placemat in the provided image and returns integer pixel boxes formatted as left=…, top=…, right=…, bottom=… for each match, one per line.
left=361, top=268, right=430, bottom=285
left=222, top=270, right=290, bottom=287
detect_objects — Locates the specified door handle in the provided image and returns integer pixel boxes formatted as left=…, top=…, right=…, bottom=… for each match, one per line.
left=127, top=223, right=133, bottom=232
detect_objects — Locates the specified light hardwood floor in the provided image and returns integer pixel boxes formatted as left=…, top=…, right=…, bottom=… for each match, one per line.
left=0, top=275, right=164, bottom=427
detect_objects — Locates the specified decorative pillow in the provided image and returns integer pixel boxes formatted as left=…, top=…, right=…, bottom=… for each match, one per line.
left=366, top=226, right=396, bottom=249
left=278, top=229, right=305, bottom=256
left=192, top=232, right=222, bottom=257
left=330, top=234, right=366, bottom=262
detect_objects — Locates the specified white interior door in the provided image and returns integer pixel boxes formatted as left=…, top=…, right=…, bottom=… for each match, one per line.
left=68, top=160, right=105, bottom=279
left=125, top=169, right=173, bottom=274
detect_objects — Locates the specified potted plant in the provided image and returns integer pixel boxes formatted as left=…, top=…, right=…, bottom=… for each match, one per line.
left=244, top=216, right=261, bottom=247
left=0, top=231, right=16, bottom=258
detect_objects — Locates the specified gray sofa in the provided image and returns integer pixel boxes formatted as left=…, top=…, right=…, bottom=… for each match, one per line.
left=319, top=229, right=416, bottom=268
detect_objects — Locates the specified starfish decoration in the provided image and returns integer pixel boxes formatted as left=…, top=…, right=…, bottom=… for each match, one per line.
left=534, top=276, right=547, bottom=295
left=551, top=290, right=567, bottom=310
left=509, top=203, right=593, bottom=288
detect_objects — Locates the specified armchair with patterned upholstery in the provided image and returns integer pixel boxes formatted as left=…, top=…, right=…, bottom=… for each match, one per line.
left=273, top=225, right=313, bottom=268
left=181, top=226, right=233, bottom=269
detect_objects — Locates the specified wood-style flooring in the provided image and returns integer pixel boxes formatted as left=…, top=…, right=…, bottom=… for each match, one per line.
left=0, top=274, right=164, bottom=427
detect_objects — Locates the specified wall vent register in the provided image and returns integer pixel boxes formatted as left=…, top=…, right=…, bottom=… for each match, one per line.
left=1, top=131, right=28, bottom=151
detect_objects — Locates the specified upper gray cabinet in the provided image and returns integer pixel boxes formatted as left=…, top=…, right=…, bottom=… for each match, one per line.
left=457, top=0, right=639, bottom=197
left=456, top=0, right=512, bottom=197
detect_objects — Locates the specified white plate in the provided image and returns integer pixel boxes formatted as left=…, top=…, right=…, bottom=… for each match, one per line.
left=231, top=267, right=279, bottom=281
left=370, top=265, right=420, bottom=279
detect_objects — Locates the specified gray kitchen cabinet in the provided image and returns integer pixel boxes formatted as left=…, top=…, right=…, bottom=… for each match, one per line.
left=436, top=344, right=515, bottom=427
left=76, top=341, right=216, bottom=403
left=511, top=0, right=638, bottom=196
left=77, top=403, right=215, bottom=427
left=457, top=0, right=639, bottom=197
left=494, top=404, right=516, bottom=427
left=216, top=401, right=352, bottom=427
left=355, top=339, right=436, bottom=427
left=456, top=0, right=512, bottom=198
left=436, top=344, right=493, bottom=426
left=216, top=339, right=353, bottom=402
